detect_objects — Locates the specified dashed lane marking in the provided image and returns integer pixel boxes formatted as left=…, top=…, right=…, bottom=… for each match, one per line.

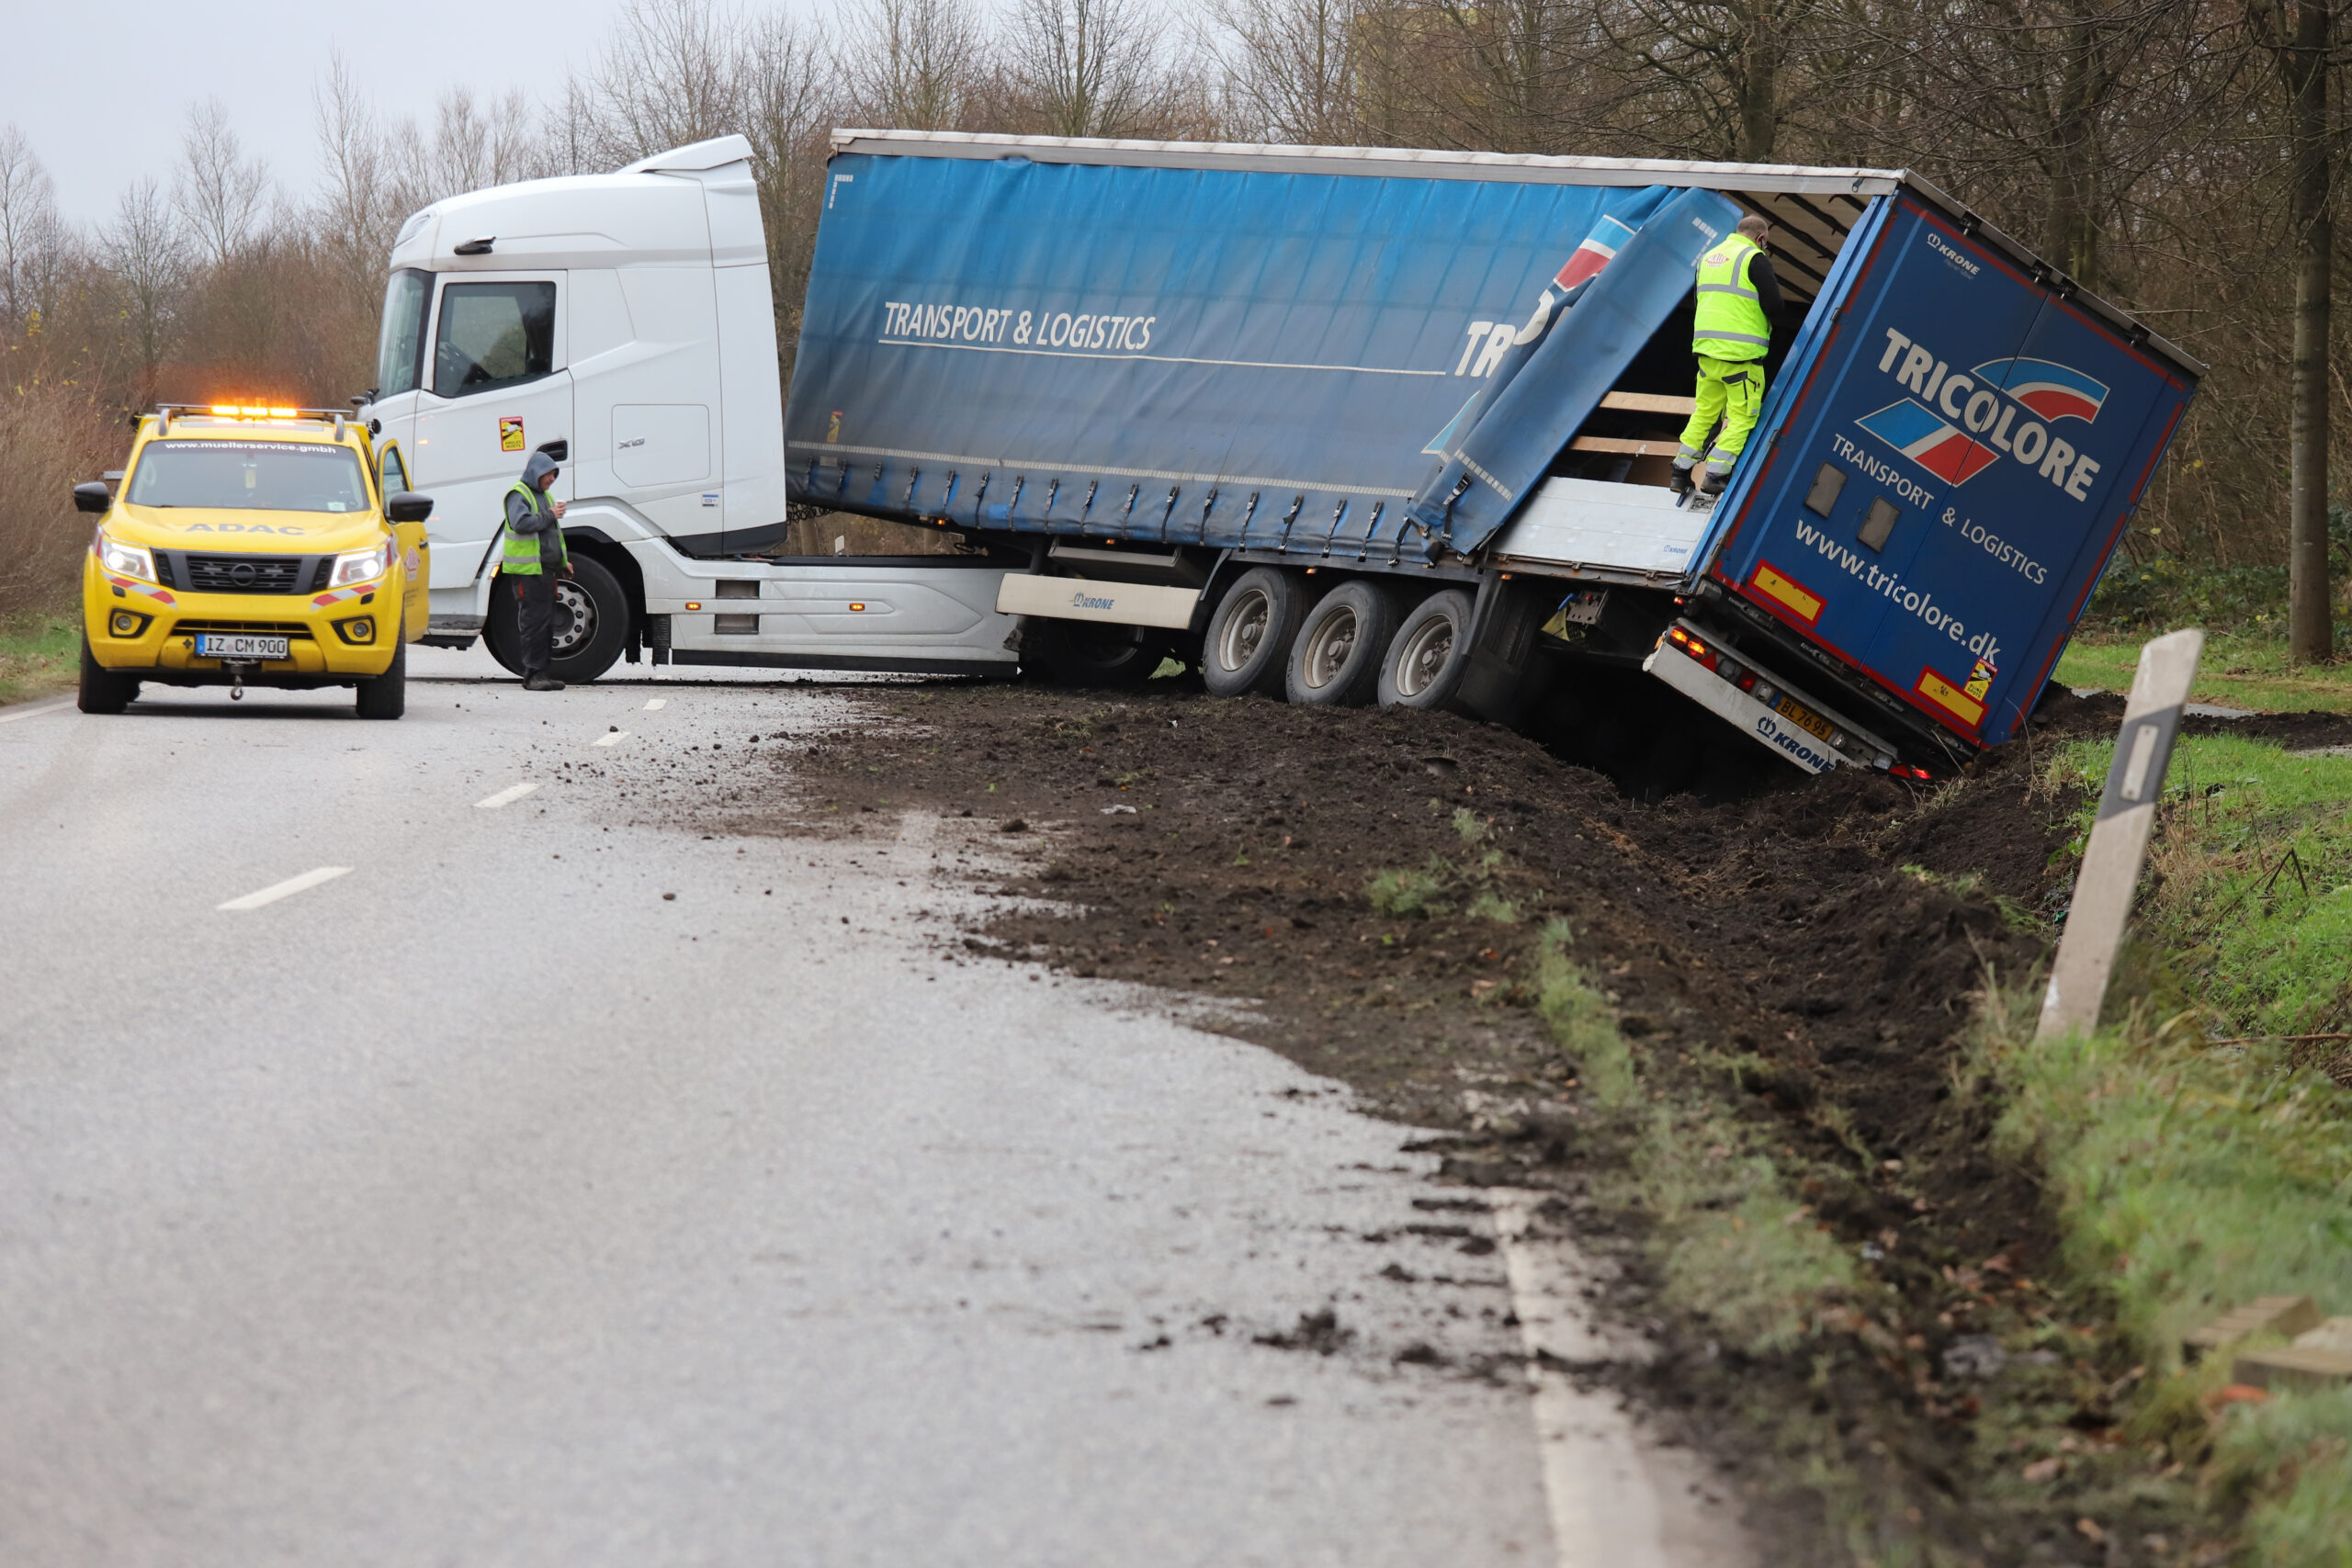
left=643, top=698, right=666, bottom=710
left=475, top=782, right=542, bottom=809
left=218, top=866, right=354, bottom=912
left=0, top=699, right=74, bottom=727
left=593, top=729, right=630, bottom=747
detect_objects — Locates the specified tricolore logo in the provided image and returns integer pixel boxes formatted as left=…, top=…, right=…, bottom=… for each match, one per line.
left=1855, top=329, right=2111, bottom=499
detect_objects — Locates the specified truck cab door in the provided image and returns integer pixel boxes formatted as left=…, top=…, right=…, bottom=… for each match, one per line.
left=377, top=440, right=431, bottom=639
left=407, top=273, right=572, bottom=592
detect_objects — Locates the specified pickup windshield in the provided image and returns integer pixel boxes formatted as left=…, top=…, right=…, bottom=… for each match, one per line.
left=125, top=440, right=372, bottom=513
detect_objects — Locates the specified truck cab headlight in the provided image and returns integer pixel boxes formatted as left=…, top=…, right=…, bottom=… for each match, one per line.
left=328, top=539, right=393, bottom=587
left=96, top=530, right=154, bottom=581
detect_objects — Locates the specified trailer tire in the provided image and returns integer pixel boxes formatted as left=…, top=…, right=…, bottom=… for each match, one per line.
left=1202, top=567, right=1307, bottom=698
left=1376, top=588, right=1475, bottom=710
left=1024, top=617, right=1163, bottom=687
left=485, top=557, right=630, bottom=684
left=1285, top=580, right=1401, bottom=706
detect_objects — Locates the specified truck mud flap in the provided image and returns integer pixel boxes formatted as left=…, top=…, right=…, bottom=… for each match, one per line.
left=1454, top=575, right=1555, bottom=727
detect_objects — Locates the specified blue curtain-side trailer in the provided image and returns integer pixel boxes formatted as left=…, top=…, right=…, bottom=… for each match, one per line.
left=785, top=132, right=2201, bottom=778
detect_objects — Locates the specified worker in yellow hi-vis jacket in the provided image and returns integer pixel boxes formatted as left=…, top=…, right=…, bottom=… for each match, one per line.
left=1672, top=215, right=1784, bottom=500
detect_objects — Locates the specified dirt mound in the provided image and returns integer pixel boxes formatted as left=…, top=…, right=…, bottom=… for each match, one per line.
left=737, top=682, right=2148, bottom=1561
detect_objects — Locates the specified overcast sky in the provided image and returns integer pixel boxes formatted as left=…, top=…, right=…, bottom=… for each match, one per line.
left=17, top=0, right=683, bottom=224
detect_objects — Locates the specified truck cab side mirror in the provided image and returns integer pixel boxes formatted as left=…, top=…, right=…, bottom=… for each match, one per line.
left=73, top=481, right=112, bottom=514
left=386, top=491, right=435, bottom=524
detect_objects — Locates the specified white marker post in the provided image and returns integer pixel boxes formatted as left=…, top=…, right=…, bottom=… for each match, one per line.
left=2037, top=628, right=2204, bottom=1040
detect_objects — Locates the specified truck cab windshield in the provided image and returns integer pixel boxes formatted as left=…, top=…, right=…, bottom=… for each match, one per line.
left=125, top=440, right=372, bottom=513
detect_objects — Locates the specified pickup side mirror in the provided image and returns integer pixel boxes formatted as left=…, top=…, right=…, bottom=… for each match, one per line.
left=386, top=491, right=435, bottom=524
left=73, top=481, right=112, bottom=514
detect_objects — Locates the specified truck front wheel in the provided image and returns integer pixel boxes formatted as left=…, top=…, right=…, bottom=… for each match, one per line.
left=1202, top=567, right=1309, bottom=698
left=485, top=557, right=630, bottom=683
left=1377, top=588, right=1475, bottom=711
left=77, top=637, right=139, bottom=714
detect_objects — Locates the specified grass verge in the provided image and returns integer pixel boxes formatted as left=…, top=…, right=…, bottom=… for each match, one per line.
left=0, top=612, right=76, bottom=707
left=1984, top=728, right=2352, bottom=1562
left=2055, top=631, right=2352, bottom=715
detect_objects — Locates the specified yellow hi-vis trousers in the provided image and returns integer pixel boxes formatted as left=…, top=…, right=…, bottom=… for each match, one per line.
left=1676, top=355, right=1767, bottom=479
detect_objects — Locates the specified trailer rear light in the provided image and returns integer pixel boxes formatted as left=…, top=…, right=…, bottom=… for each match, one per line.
left=1888, top=762, right=1935, bottom=782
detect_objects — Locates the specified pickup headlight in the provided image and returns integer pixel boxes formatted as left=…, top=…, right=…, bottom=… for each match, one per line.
left=328, top=539, right=394, bottom=588
left=96, top=529, right=155, bottom=581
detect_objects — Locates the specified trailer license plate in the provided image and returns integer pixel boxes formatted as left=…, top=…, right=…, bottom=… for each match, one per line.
left=197, top=634, right=290, bottom=660
left=1775, top=694, right=1837, bottom=742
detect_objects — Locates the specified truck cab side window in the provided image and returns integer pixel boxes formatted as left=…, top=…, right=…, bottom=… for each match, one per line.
left=433, top=281, right=556, bottom=399
left=377, top=269, right=430, bottom=397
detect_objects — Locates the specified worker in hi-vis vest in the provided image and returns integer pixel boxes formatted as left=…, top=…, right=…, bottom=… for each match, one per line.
left=502, top=449, right=572, bottom=691
left=1672, top=214, right=1784, bottom=499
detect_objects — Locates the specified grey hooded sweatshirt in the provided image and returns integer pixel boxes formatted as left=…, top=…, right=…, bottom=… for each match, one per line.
left=504, top=451, right=565, bottom=567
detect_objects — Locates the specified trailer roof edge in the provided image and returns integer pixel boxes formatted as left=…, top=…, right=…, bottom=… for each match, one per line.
left=828, top=130, right=2206, bottom=383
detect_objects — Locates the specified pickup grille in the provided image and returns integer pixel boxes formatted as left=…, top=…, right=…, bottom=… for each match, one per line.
left=181, top=552, right=311, bottom=595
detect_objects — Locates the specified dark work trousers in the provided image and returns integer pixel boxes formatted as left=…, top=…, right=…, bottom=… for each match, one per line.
left=514, top=573, right=558, bottom=677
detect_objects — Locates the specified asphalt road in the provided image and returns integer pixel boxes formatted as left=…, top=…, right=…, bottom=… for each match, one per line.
left=0, top=650, right=1708, bottom=1567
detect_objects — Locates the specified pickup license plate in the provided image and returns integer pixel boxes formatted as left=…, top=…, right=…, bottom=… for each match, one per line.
left=1775, top=693, right=1838, bottom=742
left=197, top=633, right=290, bottom=660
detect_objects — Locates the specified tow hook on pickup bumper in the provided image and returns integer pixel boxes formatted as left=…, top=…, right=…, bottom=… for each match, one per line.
left=223, top=659, right=255, bottom=701
left=1644, top=621, right=1896, bottom=775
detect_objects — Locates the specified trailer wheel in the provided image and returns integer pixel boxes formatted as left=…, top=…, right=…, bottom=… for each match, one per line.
left=1024, top=617, right=1163, bottom=687
left=1202, top=567, right=1308, bottom=698
left=1376, top=588, right=1475, bottom=710
left=1285, top=580, right=1401, bottom=706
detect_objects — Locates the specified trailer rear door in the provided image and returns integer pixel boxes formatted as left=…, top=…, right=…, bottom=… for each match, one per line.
left=1702, top=198, right=2194, bottom=746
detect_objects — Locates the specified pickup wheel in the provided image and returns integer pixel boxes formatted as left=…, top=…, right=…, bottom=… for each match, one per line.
left=356, top=637, right=406, bottom=719
left=1202, top=567, right=1309, bottom=698
left=1285, top=580, right=1401, bottom=706
left=1024, top=617, right=1163, bottom=687
left=1377, top=588, right=1475, bottom=710
left=77, top=637, right=139, bottom=714
left=485, top=558, right=629, bottom=683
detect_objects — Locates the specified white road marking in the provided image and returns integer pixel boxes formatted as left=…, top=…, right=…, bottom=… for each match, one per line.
left=593, top=729, right=629, bottom=747
left=0, top=698, right=74, bottom=727
left=218, top=866, right=353, bottom=912
left=1487, top=1189, right=1749, bottom=1568
left=643, top=698, right=666, bottom=710
left=475, top=782, right=542, bottom=809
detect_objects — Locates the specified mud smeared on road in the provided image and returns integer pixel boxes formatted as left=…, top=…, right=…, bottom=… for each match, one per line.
left=721, top=679, right=2347, bottom=1562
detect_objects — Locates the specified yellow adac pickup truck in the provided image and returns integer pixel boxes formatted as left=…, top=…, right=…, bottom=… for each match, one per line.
left=78, top=405, right=432, bottom=718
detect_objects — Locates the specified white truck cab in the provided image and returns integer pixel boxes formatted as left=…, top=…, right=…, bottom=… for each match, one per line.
left=364, top=134, right=1023, bottom=681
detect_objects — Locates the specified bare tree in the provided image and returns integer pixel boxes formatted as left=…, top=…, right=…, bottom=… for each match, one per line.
left=1203, top=0, right=1381, bottom=145
left=98, top=177, right=187, bottom=396
left=573, top=0, right=751, bottom=166
left=1002, top=0, right=1169, bottom=137
left=175, top=99, right=271, bottom=267
left=2249, top=0, right=2336, bottom=660
left=0, top=126, right=70, bottom=333
left=838, top=0, right=987, bottom=130
left=315, top=53, right=405, bottom=264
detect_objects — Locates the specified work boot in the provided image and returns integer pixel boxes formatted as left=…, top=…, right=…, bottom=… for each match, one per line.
left=523, top=672, right=565, bottom=692
left=1668, top=463, right=1695, bottom=497
left=1698, top=469, right=1728, bottom=498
